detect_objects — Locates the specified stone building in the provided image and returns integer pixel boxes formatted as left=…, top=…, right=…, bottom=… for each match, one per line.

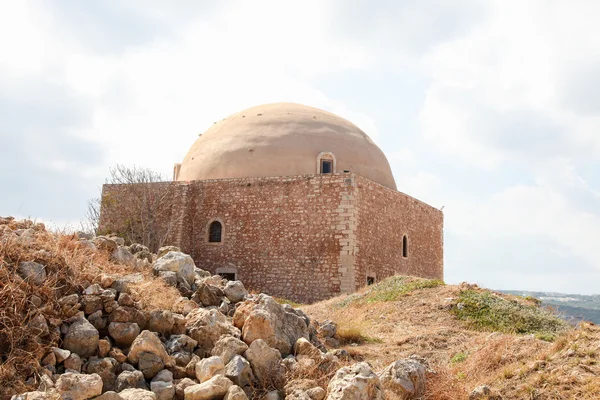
left=99, top=103, right=443, bottom=303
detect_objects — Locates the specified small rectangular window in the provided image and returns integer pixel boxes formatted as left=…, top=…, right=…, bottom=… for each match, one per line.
left=219, top=272, right=236, bottom=281
left=367, top=276, right=375, bottom=285
left=321, top=160, right=332, bottom=174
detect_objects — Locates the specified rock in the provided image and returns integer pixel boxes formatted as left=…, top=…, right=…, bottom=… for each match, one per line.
left=17, top=261, right=47, bottom=285
left=153, top=251, right=195, bottom=286
left=63, top=318, right=99, bottom=358
left=184, top=375, right=233, bottom=400
left=41, top=352, right=56, bottom=366
left=195, top=356, right=225, bottom=383
left=117, top=370, right=148, bottom=391
left=211, top=336, right=248, bottom=365
left=150, top=380, right=176, bottom=400
left=52, top=347, right=70, bottom=363
left=149, top=310, right=175, bottom=335
left=29, top=314, right=49, bottom=336
left=173, top=297, right=198, bottom=316
left=294, top=338, right=321, bottom=361
left=111, top=246, right=137, bottom=267
left=185, top=308, right=240, bottom=352
left=159, top=271, right=178, bottom=287
left=94, top=236, right=118, bottom=253
left=319, top=321, right=337, bottom=338
left=111, top=273, right=144, bottom=294
left=88, top=311, right=107, bottom=331
left=86, top=357, right=118, bottom=392
left=223, top=281, right=248, bottom=303
left=167, top=334, right=198, bottom=354
left=64, top=353, right=82, bottom=373
left=117, top=293, right=135, bottom=307
left=469, top=385, right=503, bottom=400
left=326, top=363, right=382, bottom=400
left=153, top=369, right=174, bottom=383
left=175, top=378, right=196, bottom=400
left=244, top=339, right=283, bottom=385
left=55, top=372, right=103, bottom=400
left=234, top=294, right=309, bottom=356
left=109, top=347, right=128, bottom=363
left=119, top=388, right=157, bottom=400
left=224, top=355, right=254, bottom=389
left=224, top=385, right=249, bottom=400
left=264, top=391, right=280, bottom=400
left=378, top=359, right=426, bottom=399
left=139, top=351, right=166, bottom=379
left=185, top=355, right=201, bottom=378
left=128, top=330, right=173, bottom=367
left=10, top=391, right=59, bottom=400
left=98, top=339, right=111, bottom=358
left=83, top=284, right=104, bottom=295
left=108, top=322, right=140, bottom=346
left=157, top=246, right=180, bottom=258
left=192, top=283, right=224, bottom=307
left=94, top=391, right=124, bottom=400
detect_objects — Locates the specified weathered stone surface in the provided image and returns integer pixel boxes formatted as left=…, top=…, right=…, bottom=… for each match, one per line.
left=184, top=375, right=233, bottom=400
left=235, top=294, right=309, bottom=356
left=55, top=373, right=103, bottom=400
left=294, top=338, right=321, bottom=361
left=29, top=314, right=49, bottom=336
left=153, top=251, right=195, bottom=286
left=116, top=370, right=148, bottom=392
left=244, top=339, right=283, bottom=385
left=111, top=273, right=144, bottom=295
left=264, top=391, right=280, bottom=400
left=111, top=246, right=137, bottom=267
left=326, top=363, right=382, bottom=400
left=192, top=283, right=224, bottom=307
left=128, top=330, right=173, bottom=367
left=52, top=347, right=70, bottom=363
left=167, top=334, right=197, bottom=355
left=98, top=339, right=111, bottom=358
left=17, top=261, right=47, bottom=285
left=150, top=380, right=176, bottom=400
left=378, top=359, right=426, bottom=399
left=153, top=369, right=174, bottom=383
left=195, top=356, right=225, bottom=383
left=108, top=322, right=140, bottom=346
left=224, top=355, right=254, bottom=389
left=173, top=297, right=198, bottom=316
left=148, top=310, right=175, bottom=335
left=94, top=391, right=124, bottom=400
left=175, top=378, right=196, bottom=400
left=319, top=321, right=337, bottom=338
left=185, top=308, right=240, bottom=352
left=93, top=236, right=118, bottom=253
left=86, top=357, right=118, bottom=392
left=109, top=347, right=127, bottom=363
left=63, top=318, right=99, bottom=358
left=10, top=391, right=60, bottom=400
left=64, top=353, right=82, bottom=373
left=41, top=352, right=56, bottom=366
left=157, top=246, right=180, bottom=259
left=469, top=385, right=503, bottom=400
left=119, top=388, right=157, bottom=400
left=223, top=281, right=248, bottom=303
left=159, top=271, right=178, bottom=287
left=211, top=336, right=248, bottom=365
left=224, top=385, right=248, bottom=400
left=139, top=351, right=165, bottom=379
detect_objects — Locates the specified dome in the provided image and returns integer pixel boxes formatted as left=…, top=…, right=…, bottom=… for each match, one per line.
left=176, top=102, right=397, bottom=189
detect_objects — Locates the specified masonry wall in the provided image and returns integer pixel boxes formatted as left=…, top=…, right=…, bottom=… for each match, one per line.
left=354, top=174, right=444, bottom=288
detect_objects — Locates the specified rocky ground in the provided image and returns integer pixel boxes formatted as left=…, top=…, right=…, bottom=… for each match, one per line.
left=1, top=217, right=598, bottom=400
left=0, top=218, right=427, bottom=400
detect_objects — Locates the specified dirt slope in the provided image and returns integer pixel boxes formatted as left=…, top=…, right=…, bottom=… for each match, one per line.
left=302, top=277, right=600, bottom=399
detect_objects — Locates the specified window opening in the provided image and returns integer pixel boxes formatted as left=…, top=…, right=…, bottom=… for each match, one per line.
left=219, top=272, right=236, bottom=281
left=367, top=276, right=375, bottom=286
left=209, top=221, right=222, bottom=243
left=321, top=160, right=332, bottom=174
left=402, top=235, right=408, bottom=258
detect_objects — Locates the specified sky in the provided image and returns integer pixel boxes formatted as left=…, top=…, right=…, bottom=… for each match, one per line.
left=1, top=1, right=600, bottom=295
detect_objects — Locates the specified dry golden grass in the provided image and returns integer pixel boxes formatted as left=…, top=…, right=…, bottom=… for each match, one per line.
left=0, top=219, right=180, bottom=398
left=302, top=278, right=600, bottom=400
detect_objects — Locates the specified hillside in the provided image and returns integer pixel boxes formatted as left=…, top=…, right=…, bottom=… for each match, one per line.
left=302, top=277, right=600, bottom=399
left=1, top=217, right=599, bottom=400
left=501, top=290, right=600, bottom=325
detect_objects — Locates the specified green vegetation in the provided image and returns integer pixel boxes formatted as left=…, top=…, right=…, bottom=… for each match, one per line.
left=365, top=276, right=444, bottom=303
left=273, top=297, right=303, bottom=308
left=450, top=351, right=468, bottom=363
left=453, top=290, right=570, bottom=340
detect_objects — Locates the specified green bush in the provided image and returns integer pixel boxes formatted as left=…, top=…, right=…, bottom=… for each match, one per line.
left=452, top=290, right=569, bottom=340
left=365, top=276, right=444, bottom=303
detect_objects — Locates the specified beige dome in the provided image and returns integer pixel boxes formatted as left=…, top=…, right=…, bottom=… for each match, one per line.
left=176, top=102, right=397, bottom=189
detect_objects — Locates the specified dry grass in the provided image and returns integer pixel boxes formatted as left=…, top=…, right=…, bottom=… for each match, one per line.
left=0, top=219, right=180, bottom=397
left=301, top=276, right=600, bottom=400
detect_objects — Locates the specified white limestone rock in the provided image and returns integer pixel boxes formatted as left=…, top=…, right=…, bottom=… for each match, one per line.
left=244, top=339, right=283, bottom=385
left=378, top=359, right=426, bottom=399
left=153, top=251, right=195, bottom=286
left=195, top=356, right=225, bottom=383
left=184, top=375, right=233, bottom=400
left=55, top=373, right=103, bottom=400
left=211, top=336, right=248, bottom=365
left=17, top=261, right=47, bottom=285
left=63, top=318, right=99, bottom=358
left=128, top=330, right=173, bottom=367
left=326, top=362, right=382, bottom=400
left=185, top=308, right=240, bottom=352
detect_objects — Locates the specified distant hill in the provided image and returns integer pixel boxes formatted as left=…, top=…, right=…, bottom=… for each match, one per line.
left=500, top=290, right=600, bottom=324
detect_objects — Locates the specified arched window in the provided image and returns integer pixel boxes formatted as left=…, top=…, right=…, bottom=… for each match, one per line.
left=208, top=221, right=222, bottom=243
left=402, top=235, right=408, bottom=258
left=316, top=152, right=336, bottom=174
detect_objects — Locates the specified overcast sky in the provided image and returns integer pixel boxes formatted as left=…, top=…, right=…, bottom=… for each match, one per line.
left=2, top=1, right=599, bottom=294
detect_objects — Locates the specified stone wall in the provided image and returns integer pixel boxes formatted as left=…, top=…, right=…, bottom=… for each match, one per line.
left=99, top=173, right=444, bottom=303
left=354, top=175, right=444, bottom=287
